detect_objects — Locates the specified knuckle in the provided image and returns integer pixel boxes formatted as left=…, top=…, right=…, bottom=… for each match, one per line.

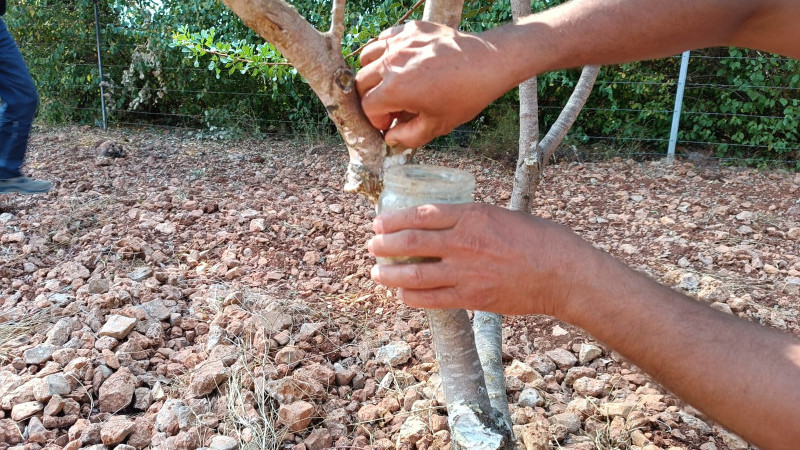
left=408, top=205, right=436, bottom=227
left=406, top=264, right=427, bottom=287
left=400, top=230, right=421, bottom=251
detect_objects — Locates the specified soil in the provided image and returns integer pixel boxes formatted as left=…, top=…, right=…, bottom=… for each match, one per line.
left=1, top=125, right=798, bottom=450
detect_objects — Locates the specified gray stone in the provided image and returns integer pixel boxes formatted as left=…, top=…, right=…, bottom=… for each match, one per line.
left=549, top=412, right=581, bottom=434
left=49, top=293, right=74, bottom=306
left=375, top=342, right=412, bottom=367
left=33, top=373, right=72, bottom=402
left=87, top=278, right=111, bottom=294
left=98, top=315, right=137, bottom=339
left=545, top=348, right=578, bottom=370
left=133, top=387, right=152, bottom=410
left=578, top=343, right=602, bottom=365
left=529, top=354, right=557, bottom=375
left=23, top=344, right=58, bottom=365
left=45, top=318, right=75, bottom=346
left=141, top=299, right=171, bottom=321
left=127, top=266, right=153, bottom=281
left=783, top=276, right=800, bottom=295
left=209, top=435, right=239, bottom=450
left=257, top=311, right=293, bottom=334
left=518, top=388, right=544, bottom=408
left=678, top=411, right=712, bottom=435
left=679, top=272, right=700, bottom=291
left=156, top=399, right=193, bottom=435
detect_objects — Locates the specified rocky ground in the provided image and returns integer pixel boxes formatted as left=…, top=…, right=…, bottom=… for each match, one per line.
left=0, top=126, right=798, bottom=450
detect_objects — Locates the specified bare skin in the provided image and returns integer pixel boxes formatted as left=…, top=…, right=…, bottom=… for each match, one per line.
left=368, top=204, right=800, bottom=449
left=357, top=1, right=800, bottom=448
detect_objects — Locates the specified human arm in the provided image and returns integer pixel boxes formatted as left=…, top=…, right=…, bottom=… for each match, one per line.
left=368, top=203, right=800, bottom=450
left=355, top=0, right=800, bottom=148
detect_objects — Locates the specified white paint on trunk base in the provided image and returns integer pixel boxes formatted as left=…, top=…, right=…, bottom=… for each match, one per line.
left=449, top=402, right=507, bottom=450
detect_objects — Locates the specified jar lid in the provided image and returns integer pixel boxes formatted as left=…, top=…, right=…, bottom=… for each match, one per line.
left=383, top=164, right=475, bottom=193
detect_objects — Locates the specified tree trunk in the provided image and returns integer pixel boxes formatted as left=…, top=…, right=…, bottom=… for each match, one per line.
left=472, top=0, right=541, bottom=437
left=220, top=0, right=405, bottom=202
left=420, top=2, right=513, bottom=449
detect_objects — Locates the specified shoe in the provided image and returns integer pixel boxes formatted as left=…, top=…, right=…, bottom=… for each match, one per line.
left=0, top=176, right=52, bottom=194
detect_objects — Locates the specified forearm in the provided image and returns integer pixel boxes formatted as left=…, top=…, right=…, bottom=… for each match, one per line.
left=484, top=0, right=800, bottom=90
left=564, top=251, right=800, bottom=449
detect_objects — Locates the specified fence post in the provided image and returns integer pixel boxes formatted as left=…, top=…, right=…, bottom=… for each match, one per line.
left=93, top=0, right=108, bottom=131
left=667, top=51, right=690, bottom=164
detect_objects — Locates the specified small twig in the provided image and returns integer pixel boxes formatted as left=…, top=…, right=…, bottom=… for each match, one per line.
left=344, top=0, right=426, bottom=60
left=201, top=48, right=292, bottom=67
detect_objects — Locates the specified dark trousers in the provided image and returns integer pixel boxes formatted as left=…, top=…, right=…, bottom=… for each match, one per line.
left=0, top=17, right=38, bottom=179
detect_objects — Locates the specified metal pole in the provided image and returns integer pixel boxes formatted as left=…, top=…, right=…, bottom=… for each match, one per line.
left=93, top=0, right=107, bottom=130
left=667, top=50, right=690, bottom=164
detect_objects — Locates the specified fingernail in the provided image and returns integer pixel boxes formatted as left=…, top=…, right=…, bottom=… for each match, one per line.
left=372, top=218, right=383, bottom=234
left=370, top=265, right=380, bottom=280
left=366, top=237, right=374, bottom=254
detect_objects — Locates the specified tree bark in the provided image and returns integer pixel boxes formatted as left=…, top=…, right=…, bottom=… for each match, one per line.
left=418, top=1, right=513, bottom=448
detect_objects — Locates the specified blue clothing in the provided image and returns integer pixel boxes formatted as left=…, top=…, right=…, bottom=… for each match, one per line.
left=0, top=17, right=39, bottom=179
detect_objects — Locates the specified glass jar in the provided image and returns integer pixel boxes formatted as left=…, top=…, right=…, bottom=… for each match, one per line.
left=377, top=164, right=475, bottom=264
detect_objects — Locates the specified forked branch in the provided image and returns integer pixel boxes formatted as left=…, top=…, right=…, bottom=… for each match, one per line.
left=221, top=0, right=387, bottom=201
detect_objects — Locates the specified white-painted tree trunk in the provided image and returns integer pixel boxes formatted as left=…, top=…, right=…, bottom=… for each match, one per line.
left=421, top=3, right=513, bottom=448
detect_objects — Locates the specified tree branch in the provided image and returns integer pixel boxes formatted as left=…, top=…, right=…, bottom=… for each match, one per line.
left=329, top=0, right=346, bottom=43
left=539, top=65, right=600, bottom=163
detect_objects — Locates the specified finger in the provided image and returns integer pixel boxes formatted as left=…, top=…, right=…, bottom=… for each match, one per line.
left=358, top=84, right=396, bottom=130
left=398, top=287, right=462, bottom=310
left=355, top=58, right=384, bottom=97
left=378, top=23, right=408, bottom=41
left=369, top=229, right=448, bottom=258
left=359, top=39, right=387, bottom=67
left=374, top=203, right=464, bottom=234
left=383, top=114, right=438, bottom=148
left=370, top=261, right=455, bottom=289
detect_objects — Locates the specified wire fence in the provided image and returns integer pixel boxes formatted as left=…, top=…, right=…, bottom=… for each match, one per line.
left=13, top=5, right=800, bottom=168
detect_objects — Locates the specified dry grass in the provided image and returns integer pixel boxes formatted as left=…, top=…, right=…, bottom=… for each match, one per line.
left=0, top=306, right=55, bottom=364
left=224, top=331, right=286, bottom=450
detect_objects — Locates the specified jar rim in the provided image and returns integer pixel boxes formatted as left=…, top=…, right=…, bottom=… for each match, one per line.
left=383, top=164, right=475, bottom=192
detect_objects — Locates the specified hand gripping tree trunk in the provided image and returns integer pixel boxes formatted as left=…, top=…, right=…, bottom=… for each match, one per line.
left=220, top=0, right=415, bottom=202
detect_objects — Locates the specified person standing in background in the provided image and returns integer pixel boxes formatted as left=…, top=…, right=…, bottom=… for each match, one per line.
left=0, top=0, right=51, bottom=194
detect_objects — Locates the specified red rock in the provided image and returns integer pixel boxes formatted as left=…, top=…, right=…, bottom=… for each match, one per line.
left=278, top=401, right=315, bottom=432
left=98, top=367, right=137, bottom=412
